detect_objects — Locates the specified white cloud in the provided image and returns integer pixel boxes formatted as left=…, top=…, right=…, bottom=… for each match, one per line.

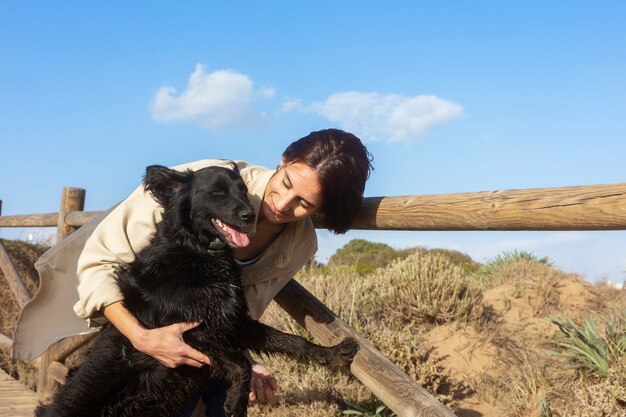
left=281, top=98, right=304, bottom=112
left=150, top=64, right=273, bottom=130
left=257, top=87, right=276, bottom=98
left=150, top=67, right=462, bottom=139
left=305, top=92, right=463, bottom=142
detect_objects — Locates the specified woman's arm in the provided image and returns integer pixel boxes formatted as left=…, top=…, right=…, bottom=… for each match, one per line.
left=75, top=180, right=211, bottom=368
left=103, top=301, right=211, bottom=368
left=75, top=159, right=234, bottom=322
left=74, top=161, right=236, bottom=367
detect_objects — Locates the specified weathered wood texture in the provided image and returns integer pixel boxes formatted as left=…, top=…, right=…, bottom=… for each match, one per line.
left=36, top=333, right=97, bottom=403
left=64, top=210, right=97, bottom=228
left=275, top=280, right=458, bottom=417
left=334, top=182, right=626, bottom=231
left=56, top=187, right=85, bottom=242
left=3, top=183, right=625, bottom=231
left=0, top=369, right=38, bottom=417
left=0, top=213, right=58, bottom=227
left=0, top=240, right=31, bottom=308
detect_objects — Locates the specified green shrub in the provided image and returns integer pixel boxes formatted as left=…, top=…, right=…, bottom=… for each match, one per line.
left=328, top=239, right=408, bottom=275
left=427, top=248, right=481, bottom=274
left=326, top=239, right=480, bottom=277
left=548, top=313, right=626, bottom=378
left=605, top=312, right=626, bottom=359
left=473, top=250, right=553, bottom=289
left=363, top=251, right=484, bottom=324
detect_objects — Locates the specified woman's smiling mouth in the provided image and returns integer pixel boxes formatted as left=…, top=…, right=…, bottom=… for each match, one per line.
left=269, top=199, right=285, bottom=221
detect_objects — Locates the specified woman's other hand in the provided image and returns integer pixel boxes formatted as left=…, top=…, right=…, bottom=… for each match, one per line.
left=249, top=363, right=278, bottom=405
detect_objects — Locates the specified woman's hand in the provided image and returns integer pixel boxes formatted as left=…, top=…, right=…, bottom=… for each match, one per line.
left=102, top=301, right=211, bottom=368
left=249, top=363, right=278, bottom=405
left=132, top=321, right=212, bottom=368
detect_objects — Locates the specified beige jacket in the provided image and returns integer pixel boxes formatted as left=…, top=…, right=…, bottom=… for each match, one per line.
left=12, top=160, right=317, bottom=360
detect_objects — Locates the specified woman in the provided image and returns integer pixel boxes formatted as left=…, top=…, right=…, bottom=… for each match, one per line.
left=71, top=128, right=373, bottom=416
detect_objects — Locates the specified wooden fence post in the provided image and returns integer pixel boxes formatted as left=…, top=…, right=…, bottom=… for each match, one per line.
left=38, top=187, right=86, bottom=402
left=56, top=187, right=85, bottom=243
left=0, top=241, right=31, bottom=308
left=0, top=195, right=32, bottom=308
left=36, top=333, right=99, bottom=403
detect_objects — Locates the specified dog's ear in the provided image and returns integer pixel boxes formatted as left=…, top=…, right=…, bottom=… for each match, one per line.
left=220, top=160, right=240, bottom=174
left=143, top=165, right=193, bottom=206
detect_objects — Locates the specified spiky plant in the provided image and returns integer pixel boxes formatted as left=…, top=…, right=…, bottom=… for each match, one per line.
left=548, top=316, right=616, bottom=377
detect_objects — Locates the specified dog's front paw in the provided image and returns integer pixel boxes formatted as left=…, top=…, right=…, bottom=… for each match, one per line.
left=330, top=337, right=360, bottom=367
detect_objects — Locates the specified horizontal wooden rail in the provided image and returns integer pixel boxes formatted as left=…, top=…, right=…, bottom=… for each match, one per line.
left=275, top=280, right=457, bottom=417
left=342, top=182, right=626, bottom=231
left=0, top=213, right=58, bottom=227
left=1, top=182, right=625, bottom=231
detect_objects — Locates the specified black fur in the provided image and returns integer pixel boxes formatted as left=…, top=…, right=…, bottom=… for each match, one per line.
left=36, top=165, right=359, bottom=417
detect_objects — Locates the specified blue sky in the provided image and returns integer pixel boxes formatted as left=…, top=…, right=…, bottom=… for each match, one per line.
left=1, top=1, right=625, bottom=283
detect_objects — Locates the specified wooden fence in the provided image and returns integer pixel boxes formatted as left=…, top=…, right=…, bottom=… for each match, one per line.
left=1, top=181, right=626, bottom=417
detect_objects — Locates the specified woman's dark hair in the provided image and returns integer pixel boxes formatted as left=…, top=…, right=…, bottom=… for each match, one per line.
left=282, top=129, right=374, bottom=234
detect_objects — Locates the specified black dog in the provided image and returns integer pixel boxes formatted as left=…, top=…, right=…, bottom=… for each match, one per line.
left=36, top=165, right=359, bottom=417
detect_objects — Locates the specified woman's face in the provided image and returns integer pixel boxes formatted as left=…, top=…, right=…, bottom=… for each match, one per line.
left=261, top=161, right=323, bottom=224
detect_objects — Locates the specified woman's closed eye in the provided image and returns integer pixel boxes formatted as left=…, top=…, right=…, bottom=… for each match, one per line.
left=299, top=199, right=312, bottom=209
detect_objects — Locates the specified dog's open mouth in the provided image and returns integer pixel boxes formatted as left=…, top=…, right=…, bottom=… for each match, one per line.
left=211, top=218, right=251, bottom=248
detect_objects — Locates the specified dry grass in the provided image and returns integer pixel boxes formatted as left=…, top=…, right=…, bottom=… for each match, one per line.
left=0, top=238, right=47, bottom=389
left=254, top=253, right=481, bottom=415
left=1, top=238, right=626, bottom=417
left=476, top=337, right=564, bottom=417
left=471, top=252, right=626, bottom=417
left=549, top=359, right=626, bottom=417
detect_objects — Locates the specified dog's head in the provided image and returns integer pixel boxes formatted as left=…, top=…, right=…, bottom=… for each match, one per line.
left=144, top=165, right=255, bottom=248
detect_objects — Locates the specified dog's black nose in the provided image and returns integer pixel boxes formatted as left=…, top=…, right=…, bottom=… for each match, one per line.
left=240, top=209, right=255, bottom=223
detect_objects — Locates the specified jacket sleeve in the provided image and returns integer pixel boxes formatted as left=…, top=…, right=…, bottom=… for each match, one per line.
left=73, top=159, right=232, bottom=326
left=73, top=184, right=163, bottom=325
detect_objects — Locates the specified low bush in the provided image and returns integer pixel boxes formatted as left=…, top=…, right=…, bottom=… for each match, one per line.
left=361, top=251, right=484, bottom=325
left=473, top=250, right=552, bottom=289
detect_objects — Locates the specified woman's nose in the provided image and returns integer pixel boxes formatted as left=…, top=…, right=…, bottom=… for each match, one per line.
left=275, top=196, right=295, bottom=214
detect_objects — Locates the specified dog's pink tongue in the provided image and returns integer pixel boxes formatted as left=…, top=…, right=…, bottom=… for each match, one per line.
left=223, top=223, right=250, bottom=248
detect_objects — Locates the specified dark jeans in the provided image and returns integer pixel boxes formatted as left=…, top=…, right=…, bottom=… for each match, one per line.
left=178, top=380, right=228, bottom=417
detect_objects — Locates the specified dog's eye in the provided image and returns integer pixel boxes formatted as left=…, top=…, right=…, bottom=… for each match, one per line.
left=211, top=190, right=226, bottom=196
